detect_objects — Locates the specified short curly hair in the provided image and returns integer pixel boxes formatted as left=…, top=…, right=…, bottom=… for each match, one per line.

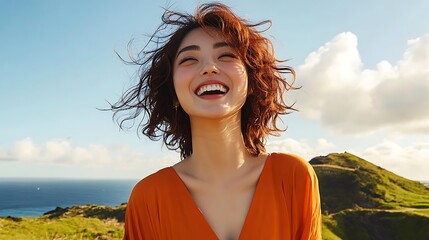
left=110, top=2, right=297, bottom=159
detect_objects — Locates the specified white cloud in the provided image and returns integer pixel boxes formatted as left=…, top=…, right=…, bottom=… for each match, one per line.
left=266, top=137, right=336, bottom=161
left=317, top=138, right=335, bottom=150
left=297, top=32, right=429, bottom=135
left=0, top=138, right=179, bottom=178
left=359, top=140, right=429, bottom=181
left=266, top=137, right=429, bottom=181
left=2, top=138, right=427, bottom=181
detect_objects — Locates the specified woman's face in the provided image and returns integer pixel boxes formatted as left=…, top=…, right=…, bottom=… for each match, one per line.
left=173, top=27, right=248, bottom=120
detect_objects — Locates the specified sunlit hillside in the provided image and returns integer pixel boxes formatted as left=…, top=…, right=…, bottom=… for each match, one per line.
left=312, top=152, right=429, bottom=239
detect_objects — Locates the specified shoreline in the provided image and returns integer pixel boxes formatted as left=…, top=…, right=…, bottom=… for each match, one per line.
left=0, top=203, right=128, bottom=218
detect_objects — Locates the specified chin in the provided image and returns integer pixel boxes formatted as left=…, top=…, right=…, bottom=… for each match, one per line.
left=189, top=109, right=242, bottom=121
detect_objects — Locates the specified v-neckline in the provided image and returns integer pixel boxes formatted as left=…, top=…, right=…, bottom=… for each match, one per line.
left=168, top=155, right=271, bottom=240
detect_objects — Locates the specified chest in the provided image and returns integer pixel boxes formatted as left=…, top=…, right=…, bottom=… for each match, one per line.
left=190, top=183, right=257, bottom=240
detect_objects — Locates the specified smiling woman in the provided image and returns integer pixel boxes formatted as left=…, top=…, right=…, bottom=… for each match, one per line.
left=110, top=2, right=321, bottom=240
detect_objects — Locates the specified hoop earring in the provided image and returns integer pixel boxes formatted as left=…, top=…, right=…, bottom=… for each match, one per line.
left=173, top=101, right=179, bottom=111
left=173, top=102, right=180, bottom=131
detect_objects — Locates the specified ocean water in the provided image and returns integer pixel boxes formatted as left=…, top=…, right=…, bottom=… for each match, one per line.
left=0, top=178, right=138, bottom=217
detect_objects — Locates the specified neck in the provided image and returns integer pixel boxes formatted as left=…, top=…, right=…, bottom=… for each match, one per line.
left=187, top=113, right=253, bottom=179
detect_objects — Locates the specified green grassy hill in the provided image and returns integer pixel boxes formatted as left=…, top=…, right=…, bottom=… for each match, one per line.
left=0, top=204, right=126, bottom=240
left=311, top=152, right=429, bottom=239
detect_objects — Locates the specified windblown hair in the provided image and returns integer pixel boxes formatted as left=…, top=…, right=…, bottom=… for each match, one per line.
left=110, top=2, right=297, bottom=159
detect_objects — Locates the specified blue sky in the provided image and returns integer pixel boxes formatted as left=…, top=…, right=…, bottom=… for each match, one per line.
left=1, top=0, right=429, bottom=180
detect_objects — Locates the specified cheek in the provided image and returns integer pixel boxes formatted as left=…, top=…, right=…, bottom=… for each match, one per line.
left=222, top=62, right=246, bottom=75
left=225, top=63, right=248, bottom=92
left=173, top=67, right=196, bottom=107
left=173, top=68, right=192, bottom=91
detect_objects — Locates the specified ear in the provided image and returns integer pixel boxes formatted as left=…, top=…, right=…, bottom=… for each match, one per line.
left=169, top=84, right=180, bottom=108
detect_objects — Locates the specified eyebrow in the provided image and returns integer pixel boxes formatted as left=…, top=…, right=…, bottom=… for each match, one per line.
left=176, top=42, right=230, bottom=58
left=213, top=42, right=229, bottom=49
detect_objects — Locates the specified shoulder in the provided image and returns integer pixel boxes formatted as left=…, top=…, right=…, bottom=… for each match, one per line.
left=129, top=167, right=174, bottom=203
left=124, top=168, right=176, bottom=239
left=269, top=152, right=318, bottom=182
left=269, top=152, right=320, bottom=202
left=269, top=154, right=322, bottom=239
left=269, top=152, right=313, bottom=172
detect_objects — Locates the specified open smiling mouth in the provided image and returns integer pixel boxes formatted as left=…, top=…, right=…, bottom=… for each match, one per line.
left=195, top=84, right=229, bottom=96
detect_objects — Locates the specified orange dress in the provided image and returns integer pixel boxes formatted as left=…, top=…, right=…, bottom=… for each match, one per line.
left=123, top=153, right=322, bottom=240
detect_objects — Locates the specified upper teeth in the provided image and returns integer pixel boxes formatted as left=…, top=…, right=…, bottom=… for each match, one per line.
left=196, top=84, right=227, bottom=96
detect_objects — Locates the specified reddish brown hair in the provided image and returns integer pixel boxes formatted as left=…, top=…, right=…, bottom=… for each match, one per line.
left=110, top=2, right=297, bottom=159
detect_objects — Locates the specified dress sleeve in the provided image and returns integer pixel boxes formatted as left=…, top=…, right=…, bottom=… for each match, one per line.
left=123, top=181, right=158, bottom=240
left=274, top=153, right=322, bottom=240
left=294, top=157, right=322, bottom=240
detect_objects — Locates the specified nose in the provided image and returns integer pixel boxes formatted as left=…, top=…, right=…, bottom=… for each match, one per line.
left=200, top=60, right=219, bottom=75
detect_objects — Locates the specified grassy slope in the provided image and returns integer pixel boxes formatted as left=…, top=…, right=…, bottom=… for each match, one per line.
left=0, top=204, right=125, bottom=240
left=0, top=216, right=123, bottom=240
left=311, top=152, right=429, bottom=240
left=311, top=152, right=429, bottom=212
left=322, top=210, right=429, bottom=240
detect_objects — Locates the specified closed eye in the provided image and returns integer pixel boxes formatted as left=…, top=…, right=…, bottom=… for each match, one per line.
left=178, top=57, right=198, bottom=65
